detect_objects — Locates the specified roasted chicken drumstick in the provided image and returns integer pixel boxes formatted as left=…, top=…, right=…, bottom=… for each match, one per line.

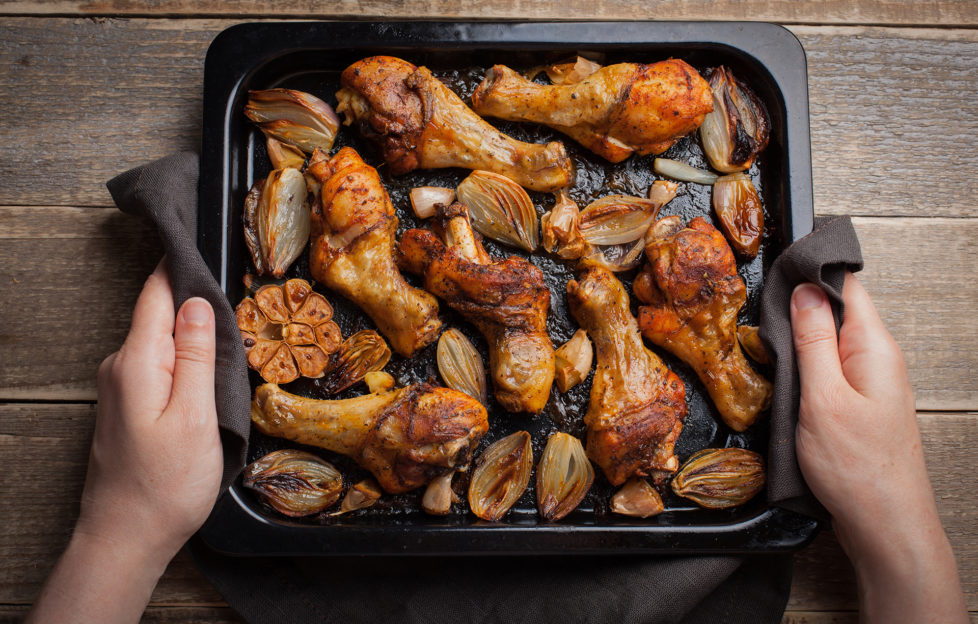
left=252, top=382, right=489, bottom=494
left=307, top=146, right=442, bottom=358
left=567, top=268, right=686, bottom=485
left=335, top=56, right=574, bottom=192
left=634, top=216, right=772, bottom=432
left=471, top=59, right=713, bottom=163
left=399, top=203, right=555, bottom=413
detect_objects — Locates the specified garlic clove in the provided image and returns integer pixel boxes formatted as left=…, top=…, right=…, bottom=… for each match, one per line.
left=422, top=472, right=455, bottom=516
left=364, top=371, right=396, bottom=394
left=653, top=158, right=718, bottom=185
left=610, top=478, right=664, bottom=518
left=468, top=431, right=533, bottom=521
left=554, top=329, right=593, bottom=393
left=335, top=479, right=383, bottom=515
left=410, top=186, right=456, bottom=219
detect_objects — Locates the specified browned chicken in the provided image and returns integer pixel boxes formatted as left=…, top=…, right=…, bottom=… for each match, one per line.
left=567, top=268, right=686, bottom=485
left=306, top=146, right=442, bottom=358
left=399, top=203, right=555, bottom=413
left=471, top=59, right=713, bottom=162
left=252, top=382, right=489, bottom=494
left=634, top=216, right=772, bottom=432
left=335, top=56, right=574, bottom=192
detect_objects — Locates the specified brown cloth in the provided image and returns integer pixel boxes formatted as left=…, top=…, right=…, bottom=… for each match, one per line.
left=108, top=154, right=862, bottom=624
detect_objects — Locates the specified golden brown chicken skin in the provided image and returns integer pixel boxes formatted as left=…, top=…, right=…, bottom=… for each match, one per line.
left=335, top=56, right=574, bottom=192
left=567, top=268, right=686, bottom=485
left=252, top=382, right=489, bottom=494
left=634, top=216, right=772, bottom=432
left=307, top=146, right=441, bottom=358
left=471, top=59, right=713, bottom=162
left=398, top=203, right=555, bottom=413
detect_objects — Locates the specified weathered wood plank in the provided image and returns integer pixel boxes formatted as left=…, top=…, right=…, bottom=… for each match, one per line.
left=1, top=403, right=975, bottom=609
left=2, top=210, right=975, bottom=409
left=0, top=0, right=974, bottom=26
left=0, top=19, right=975, bottom=217
left=0, top=207, right=163, bottom=400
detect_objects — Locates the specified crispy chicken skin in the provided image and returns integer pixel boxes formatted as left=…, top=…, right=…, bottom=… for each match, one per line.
left=398, top=203, right=555, bottom=413
left=567, top=268, right=686, bottom=485
left=471, top=59, right=713, bottom=162
left=252, top=382, right=489, bottom=494
left=634, top=217, right=772, bottom=432
left=306, top=146, right=442, bottom=358
left=335, top=56, right=574, bottom=192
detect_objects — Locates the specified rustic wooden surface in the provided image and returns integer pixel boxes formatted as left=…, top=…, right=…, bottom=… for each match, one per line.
left=0, top=7, right=975, bottom=624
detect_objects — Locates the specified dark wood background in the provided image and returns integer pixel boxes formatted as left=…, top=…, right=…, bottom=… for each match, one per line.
left=0, top=3, right=976, bottom=622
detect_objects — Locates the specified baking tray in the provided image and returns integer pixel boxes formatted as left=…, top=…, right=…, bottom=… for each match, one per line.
left=197, top=20, right=818, bottom=556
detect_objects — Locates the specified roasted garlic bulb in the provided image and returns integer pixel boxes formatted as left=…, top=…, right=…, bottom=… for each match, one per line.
left=671, top=448, right=765, bottom=509
left=243, top=449, right=344, bottom=517
left=699, top=66, right=770, bottom=174
left=244, top=88, right=340, bottom=154
left=243, top=167, right=310, bottom=277
left=536, top=432, right=594, bottom=522
left=712, top=172, right=764, bottom=257
left=236, top=279, right=342, bottom=384
left=468, top=431, right=533, bottom=522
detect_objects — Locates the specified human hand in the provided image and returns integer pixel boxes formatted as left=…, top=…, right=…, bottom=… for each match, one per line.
left=78, top=259, right=223, bottom=561
left=791, top=272, right=966, bottom=623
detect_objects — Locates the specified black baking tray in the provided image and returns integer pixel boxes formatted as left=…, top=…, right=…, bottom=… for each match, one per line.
left=197, top=21, right=817, bottom=556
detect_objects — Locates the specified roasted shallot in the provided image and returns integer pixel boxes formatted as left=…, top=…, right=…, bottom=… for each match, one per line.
left=456, top=170, right=539, bottom=252
left=245, top=88, right=340, bottom=154
left=243, top=167, right=310, bottom=278
left=699, top=66, right=770, bottom=173
left=468, top=431, right=533, bottom=522
left=536, top=432, right=594, bottom=522
left=243, top=450, right=344, bottom=517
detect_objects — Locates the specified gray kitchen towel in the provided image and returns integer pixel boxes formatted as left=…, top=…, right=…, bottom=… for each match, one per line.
left=108, top=153, right=862, bottom=623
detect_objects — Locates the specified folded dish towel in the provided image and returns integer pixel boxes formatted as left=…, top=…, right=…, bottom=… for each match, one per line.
left=107, top=152, right=862, bottom=624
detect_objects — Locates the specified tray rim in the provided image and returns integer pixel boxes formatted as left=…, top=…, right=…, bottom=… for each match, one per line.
left=196, top=19, right=818, bottom=556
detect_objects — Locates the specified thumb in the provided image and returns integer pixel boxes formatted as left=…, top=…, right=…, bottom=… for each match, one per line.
left=790, top=283, right=845, bottom=396
left=168, top=297, right=216, bottom=420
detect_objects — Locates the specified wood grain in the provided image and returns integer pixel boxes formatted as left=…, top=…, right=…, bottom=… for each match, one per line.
left=1, top=403, right=975, bottom=610
left=0, top=19, right=975, bottom=217
left=2, top=209, right=975, bottom=409
left=0, top=0, right=975, bottom=26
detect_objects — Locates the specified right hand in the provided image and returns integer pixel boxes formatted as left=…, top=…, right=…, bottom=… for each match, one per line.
left=790, top=272, right=967, bottom=623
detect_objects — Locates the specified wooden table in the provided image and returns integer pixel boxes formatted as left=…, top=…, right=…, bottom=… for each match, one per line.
left=1, top=3, right=976, bottom=622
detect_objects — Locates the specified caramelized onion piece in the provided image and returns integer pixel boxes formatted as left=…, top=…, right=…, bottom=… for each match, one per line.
left=578, top=194, right=662, bottom=246
left=671, top=448, right=765, bottom=509
left=468, top=431, right=533, bottom=522
left=436, top=328, right=488, bottom=405
left=738, top=326, right=770, bottom=365
left=243, top=449, right=343, bottom=517
left=245, top=88, right=340, bottom=154
left=456, top=170, right=539, bottom=252
left=610, top=478, right=665, bottom=518
left=653, top=158, right=718, bottom=185
left=320, top=330, right=392, bottom=394
left=713, top=173, right=764, bottom=257
left=699, top=67, right=770, bottom=173
left=536, top=432, right=594, bottom=522
left=410, top=186, right=456, bottom=219
left=554, top=329, right=593, bottom=393
left=243, top=167, right=310, bottom=278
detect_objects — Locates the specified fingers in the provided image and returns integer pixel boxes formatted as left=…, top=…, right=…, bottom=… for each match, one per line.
left=121, top=259, right=176, bottom=366
left=168, top=297, right=217, bottom=423
left=791, top=283, right=845, bottom=395
left=837, top=273, right=907, bottom=397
